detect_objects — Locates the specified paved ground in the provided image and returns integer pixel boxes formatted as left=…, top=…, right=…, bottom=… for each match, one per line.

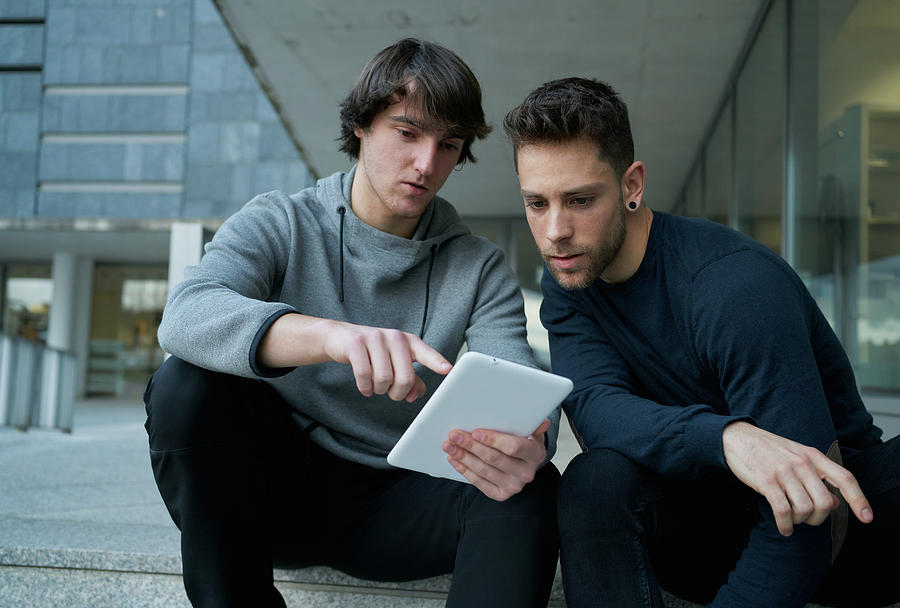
left=0, top=397, right=581, bottom=607
left=7, top=399, right=887, bottom=607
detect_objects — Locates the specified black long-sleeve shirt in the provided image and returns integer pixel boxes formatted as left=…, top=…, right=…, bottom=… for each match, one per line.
left=541, top=211, right=882, bottom=479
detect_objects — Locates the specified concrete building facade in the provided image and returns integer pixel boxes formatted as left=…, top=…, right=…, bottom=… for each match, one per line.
left=1, top=0, right=313, bottom=399
left=0, top=0, right=898, bottom=438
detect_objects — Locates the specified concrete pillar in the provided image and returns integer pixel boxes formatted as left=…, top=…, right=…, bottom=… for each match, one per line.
left=168, top=222, right=205, bottom=295
left=73, top=258, right=94, bottom=398
left=47, top=252, right=77, bottom=352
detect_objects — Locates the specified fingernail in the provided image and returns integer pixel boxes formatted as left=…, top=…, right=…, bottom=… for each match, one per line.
left=472, top=430, right=485, bottom=442
left=863, top=508, right=873, bottom=520
left=444, top=444, right=456, bottom=455
left=450, top=432, right=463, bottom=444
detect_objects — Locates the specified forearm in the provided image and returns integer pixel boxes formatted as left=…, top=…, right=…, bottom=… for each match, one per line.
left=256, top=312, right=338, bottom=369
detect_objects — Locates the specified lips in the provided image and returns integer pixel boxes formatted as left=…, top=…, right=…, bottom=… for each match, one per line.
left=403, top=181, right=428, bottom=195
left=547, top=253, right=583, bottom=270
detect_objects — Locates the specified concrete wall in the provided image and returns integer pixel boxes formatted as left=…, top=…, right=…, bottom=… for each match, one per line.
left=1, top=0, right=314, bottom=223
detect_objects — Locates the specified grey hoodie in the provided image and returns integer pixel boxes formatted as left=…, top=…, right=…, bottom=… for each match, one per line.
left=158, top=168, right=559, bottom=468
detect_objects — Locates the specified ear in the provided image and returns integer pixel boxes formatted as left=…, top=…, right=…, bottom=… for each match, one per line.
left=621, top=161, right=646, bottom=206
left=353, top=125, right=365, bottom=140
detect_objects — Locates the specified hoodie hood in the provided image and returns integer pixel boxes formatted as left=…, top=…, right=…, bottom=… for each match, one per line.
left=311, top=168, right=471, bottom=335
left=311, top=167, right=471, bottom=270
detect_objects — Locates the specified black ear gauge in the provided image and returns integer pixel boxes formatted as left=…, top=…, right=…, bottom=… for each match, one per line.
left=627, top=201, right=638, bottom=211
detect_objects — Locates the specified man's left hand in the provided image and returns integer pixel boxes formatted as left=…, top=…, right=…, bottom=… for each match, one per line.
left=442, top=419, right=551, bottom=501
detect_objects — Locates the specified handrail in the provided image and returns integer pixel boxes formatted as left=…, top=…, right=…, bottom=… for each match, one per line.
left=0, top=333, right=76, bottom=432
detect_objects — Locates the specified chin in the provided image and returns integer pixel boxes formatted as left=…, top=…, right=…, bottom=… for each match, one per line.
left=549, top=270, right=587, bottom=291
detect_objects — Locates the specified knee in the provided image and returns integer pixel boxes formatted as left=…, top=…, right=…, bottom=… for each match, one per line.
left=144, top=357, right=252, bottom=450
left=558, top=449, right=650, bottom=531
left=468, top=463, right=560, bottom=527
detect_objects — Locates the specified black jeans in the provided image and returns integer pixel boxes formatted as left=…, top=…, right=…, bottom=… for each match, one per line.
left=144, top=357, right=559, bottom=608
left=558, top=442, right=899, bottom=608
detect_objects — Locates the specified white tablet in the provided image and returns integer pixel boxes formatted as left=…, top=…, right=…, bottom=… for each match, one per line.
left=387, top=351, right=573, bottom=483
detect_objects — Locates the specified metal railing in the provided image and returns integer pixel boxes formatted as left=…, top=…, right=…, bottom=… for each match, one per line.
left=0, top=333, right=76, bottom=432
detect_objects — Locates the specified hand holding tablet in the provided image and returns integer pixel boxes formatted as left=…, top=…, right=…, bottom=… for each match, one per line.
left=387, top=351, right=573, bottom=484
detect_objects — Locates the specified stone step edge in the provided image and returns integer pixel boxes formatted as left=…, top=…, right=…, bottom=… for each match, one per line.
left=0, top=546, right=566, bottom=601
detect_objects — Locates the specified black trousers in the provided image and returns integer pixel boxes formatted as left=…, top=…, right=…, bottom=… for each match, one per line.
left=144, top=357, right=560, bottom=608
left=558, top=443, right=899, bottom=608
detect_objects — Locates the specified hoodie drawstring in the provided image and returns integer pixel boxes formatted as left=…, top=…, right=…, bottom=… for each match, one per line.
left=419, top=243, right=437, bottom=339
left=337, top=205, right=435, bottom=339
left=337, top=206, right=346, bottom=303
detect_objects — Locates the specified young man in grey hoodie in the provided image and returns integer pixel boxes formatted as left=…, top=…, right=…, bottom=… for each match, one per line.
left=143, top=38, right=561, bottom=608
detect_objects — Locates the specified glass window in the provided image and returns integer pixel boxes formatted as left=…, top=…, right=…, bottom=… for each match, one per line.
left=1, top=262, right=52, bottom=342
left=515, top=223, right=544, bottom=293
left=735, top=0, right=786, bottom=254
left=806, top=0, right=900, bottom=393
left=684, top=164, right=704, bottom=218
left=704, top=100, right=733, bottom=226
left=88, top=264, right=167, bottom=397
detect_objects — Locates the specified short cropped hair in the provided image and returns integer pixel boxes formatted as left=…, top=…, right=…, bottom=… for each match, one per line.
left=339, top=38, right=491, bottom=165
left=503, top=77, right=634, bottom=179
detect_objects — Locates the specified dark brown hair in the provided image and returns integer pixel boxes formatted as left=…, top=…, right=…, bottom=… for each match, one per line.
left=338, top=38, right=491, bottom=164
left=503, top=77, right=634, bottom=179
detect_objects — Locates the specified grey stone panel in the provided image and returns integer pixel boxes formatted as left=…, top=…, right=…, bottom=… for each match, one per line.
left=159, top=44, right=190, bottom=82
left=260, top=121, right=297, bottom=161
left=190, top=52, right=225, bottom=92
left=255, top=92, right=278, bottom=122
left=186, top=123, right=218, bottom=162
left=221, top=53, right=257, bottom=92
left=181, top=198, right=215, bottom=218
left=14, top=188, right=35, bottom=215
left=0, top=24, right=43, bottom=67
left=0, top=0, right=45, bottom=18
left=1, top=111, right=39, bottom=152
left=183, top=0, right=313, bottom=219
left=229, top=162, right=253, bottom=204
left=218, top=91, right=257, bottom=121
left=42, top=94, right=187, bottom=133
left=192, top=0, right=221, bottom=24
left=287, top=163, right=317, bottom=194
left=193, top=20, right=234, bottom=53
left=184, top=162, right=233, bottom=202
left=37, top=190, right=182, bottom=218
left=0, top=73, right=39, bottom=215
left=39, top=142, right=184, bottom=181
left=43, top=2, right=191, bottom=85
left=189, top=91, right=258, bottom=124
left=0, top=179, right=35, bottom=217
left=219, top=122, right=260, bottom=163
left=46, top=6, right=75, bottom=43
left=251, top=161, right=290, bottom=197
left=0, top=71, right=41, bottom=111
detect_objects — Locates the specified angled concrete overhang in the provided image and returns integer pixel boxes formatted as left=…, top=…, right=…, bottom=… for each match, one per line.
left=213, top=0, right=763, bottom=217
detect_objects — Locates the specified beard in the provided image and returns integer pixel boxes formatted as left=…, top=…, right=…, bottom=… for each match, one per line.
left=544, top=200, right=627, bottom=291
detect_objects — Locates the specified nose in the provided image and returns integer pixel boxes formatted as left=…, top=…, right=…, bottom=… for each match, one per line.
left=413, top=141, right=438, bottom=177
left=546, top=207, right=573, bottom=243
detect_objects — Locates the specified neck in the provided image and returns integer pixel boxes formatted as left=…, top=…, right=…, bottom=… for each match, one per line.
left=601, top=206, right=653, bottom=284
left=349, top=167, right=421, bottom=239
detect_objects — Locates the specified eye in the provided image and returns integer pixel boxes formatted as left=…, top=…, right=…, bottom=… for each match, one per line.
left=571, top=197, right=594, bottom=206
left=525, top=200, right=546, bottom=210
left=441, top=141, right=460, bottom=152
left=397, top=129, right=416, bottom=138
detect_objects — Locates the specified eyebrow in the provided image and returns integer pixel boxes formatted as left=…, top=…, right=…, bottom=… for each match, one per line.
left=520, top=181, right=607, bottom=197
left=389, top=115, right=464, bottom=140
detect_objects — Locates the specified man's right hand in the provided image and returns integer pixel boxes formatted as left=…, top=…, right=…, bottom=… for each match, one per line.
left=722, top=421, right=873, bottom=536
left=322, top=321, right=452, bottom=401
left=258, top=313, right=452, bottom=401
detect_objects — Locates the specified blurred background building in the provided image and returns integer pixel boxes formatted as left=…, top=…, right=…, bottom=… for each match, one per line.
left=0, top=0, right=897, bottom=437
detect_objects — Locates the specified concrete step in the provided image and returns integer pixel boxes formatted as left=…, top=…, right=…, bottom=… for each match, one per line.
left=0, top=539, right=559, bottom=607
